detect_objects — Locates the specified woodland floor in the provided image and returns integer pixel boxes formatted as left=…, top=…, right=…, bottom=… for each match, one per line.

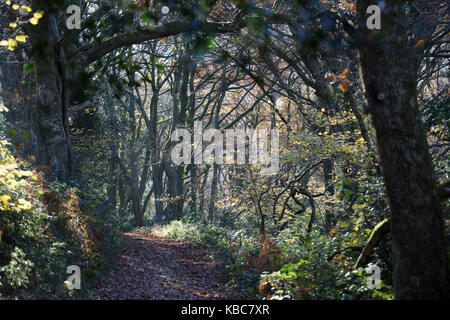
left=93, top=230, right=229, bottom=300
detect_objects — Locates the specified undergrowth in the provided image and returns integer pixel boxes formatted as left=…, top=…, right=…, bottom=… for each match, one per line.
left=0, top=141, right=122, bottom=299
left=151, top=219, right=393, bottom=300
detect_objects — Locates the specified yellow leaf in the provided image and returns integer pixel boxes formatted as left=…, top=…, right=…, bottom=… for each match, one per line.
left=15, top=35, right=27, bottom=43
left=17, top=198, right=32, bottom=210
left=29, top=17, right=39, bottom=25
left=33, top=12, right=44, bottom=19
left=7, top=39, right=18, bottom=50
left=1, top=195, right=10, bottom=206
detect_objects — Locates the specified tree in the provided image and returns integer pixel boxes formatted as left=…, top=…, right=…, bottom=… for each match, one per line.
left=354, top=0, right=448, bottom=299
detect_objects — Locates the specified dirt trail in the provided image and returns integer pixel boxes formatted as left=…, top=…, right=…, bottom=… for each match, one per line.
left=93, top=230, right=228, bottom=300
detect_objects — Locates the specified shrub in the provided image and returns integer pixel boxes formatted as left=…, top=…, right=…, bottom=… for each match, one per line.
left=150, top=217, right=393, bottom=300
left=0, top=142, right=121, bottom=299
left=259, top=232, right=393, bottom=300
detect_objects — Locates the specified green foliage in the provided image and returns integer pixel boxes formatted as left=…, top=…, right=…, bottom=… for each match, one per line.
left=0, top=247, right=33, bottom=289
left=152, top=220, right=231, bottom=249
left=262, top=232, right=392, bottom=300
left=152, top=219, right=393, bottom=300
left=0, top=143, right=122, bottom=299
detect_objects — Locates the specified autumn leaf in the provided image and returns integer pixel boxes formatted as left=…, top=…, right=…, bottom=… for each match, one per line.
left=338, top=68, right=349, bottom=80
left=15, top=35, right=27, bottom=43
left=415, top=39, right=425, bottom=47
left=33, top=12, right=44, bottom=19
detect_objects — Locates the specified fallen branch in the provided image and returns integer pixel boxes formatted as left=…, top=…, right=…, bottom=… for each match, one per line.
left=354, top=219, right=390, bottom=269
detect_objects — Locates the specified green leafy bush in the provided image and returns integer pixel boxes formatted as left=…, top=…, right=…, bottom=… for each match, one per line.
left=0, top=142, right=121, bottom=299
left=152, top=219, right=393, bottom=300
left=261, top=233, right=392, bottom=300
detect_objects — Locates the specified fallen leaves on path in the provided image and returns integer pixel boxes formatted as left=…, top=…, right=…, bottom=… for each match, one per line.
left=93, top=230, right=230, bottom=300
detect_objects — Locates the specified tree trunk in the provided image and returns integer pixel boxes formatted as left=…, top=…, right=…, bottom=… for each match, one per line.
left=25, top=11, right=71, bottom=178
left=0, top=49, right=38, bottom=157
left=323, top=159, right=335, bottom=234
left=107, top=147, right=118, bottom=209
left=131, top=191, right=144, bottom=227
left=208, top=164, right=219, bottom=223
left=356, top=0, right=448, bottom=299
left=165, top=163, right=184, bottom=220
left=199, top=165, right=211, bottom=222
left=152, top=163, right=165, bottom=220
left=190, top=165, right=198, bottom=216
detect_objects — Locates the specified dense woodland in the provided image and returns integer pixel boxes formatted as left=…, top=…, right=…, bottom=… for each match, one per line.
left=0, top=0, right=448, bottom=300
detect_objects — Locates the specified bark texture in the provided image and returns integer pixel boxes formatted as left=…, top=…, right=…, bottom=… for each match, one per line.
left=26, top=10, right=71, bottom=178
left=356, top=0, right=448, bottom=299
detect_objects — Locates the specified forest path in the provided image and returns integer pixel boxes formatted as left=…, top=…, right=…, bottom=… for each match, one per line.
left=93, top=230, right=228, bottom=300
